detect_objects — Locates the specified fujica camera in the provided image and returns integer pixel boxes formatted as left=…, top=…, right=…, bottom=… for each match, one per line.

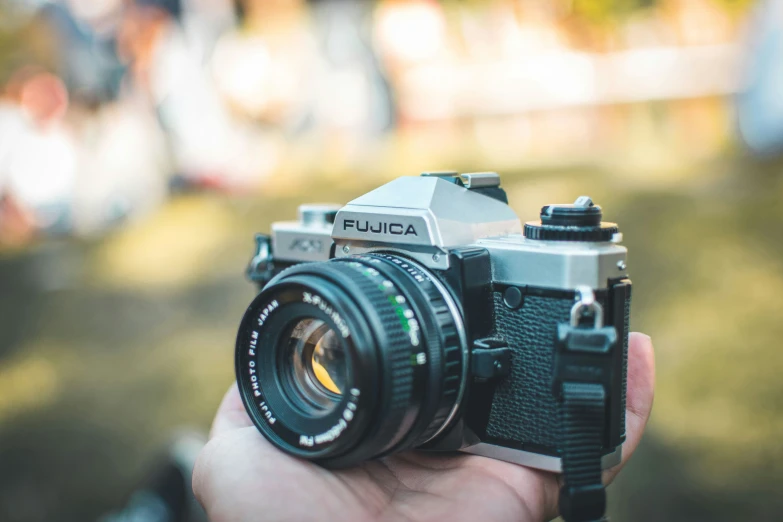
left=236, top=171, right=631, bottom=521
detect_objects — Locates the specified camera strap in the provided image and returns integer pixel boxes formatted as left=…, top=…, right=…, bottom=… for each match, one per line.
left=557, top=381, right=608, bottom=522
left=553, top=287, right=618, bottom=522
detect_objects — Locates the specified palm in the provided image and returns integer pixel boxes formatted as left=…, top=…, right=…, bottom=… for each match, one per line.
left=194, top=333, right=654, bottom=522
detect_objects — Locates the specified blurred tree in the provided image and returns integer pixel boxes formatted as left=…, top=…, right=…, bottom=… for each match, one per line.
left=571, top=0, right=755, bottom=22
left=713, top=0, right=755, bottom=15
left=571, top=0, right=655, bottom=23
left=0, top=4, right=58, bottom=89
left=0, top=2, right=19, bottom=86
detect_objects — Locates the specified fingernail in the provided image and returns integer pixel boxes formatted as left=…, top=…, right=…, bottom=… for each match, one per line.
left=632, top=332, right=652, bottom=344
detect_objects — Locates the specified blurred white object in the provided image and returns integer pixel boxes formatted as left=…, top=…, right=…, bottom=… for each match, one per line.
left=71, top=97, right=169, bottom=236
left=0, top=102, right=27, bottom=188
left=180, top=0, right=236, bottom=60
left=398, top=45, right=741, bottom=121
left=149, top=15, right=278, bottom=187
left=65, top=0, right=123, bottom=27
left=0, top=86, right=77, bottom=232
left=310, top=0, right=395, bottom=135
left=211, top=34, right=275, bottom=118
left=374, top=0, right=447, bottom=64
left=5, top=119, right=77, bottom=228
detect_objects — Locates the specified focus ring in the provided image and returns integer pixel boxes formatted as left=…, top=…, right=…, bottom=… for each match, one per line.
left=359, top=254, right=464, bottom=446
left=322, top=262, right=417, bottom=448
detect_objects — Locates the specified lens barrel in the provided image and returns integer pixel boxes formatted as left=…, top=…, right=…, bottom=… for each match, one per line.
left=235, top=254, right=467, bottom=468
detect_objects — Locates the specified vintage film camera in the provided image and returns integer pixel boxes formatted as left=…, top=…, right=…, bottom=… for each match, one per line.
left=236, top=172, right=631, bottom=521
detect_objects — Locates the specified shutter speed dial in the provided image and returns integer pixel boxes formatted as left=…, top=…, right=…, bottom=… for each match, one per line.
left=523, top=196, right=619, bottom=242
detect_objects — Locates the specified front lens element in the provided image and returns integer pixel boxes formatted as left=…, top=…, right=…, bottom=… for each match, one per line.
left=283, top=318, right=347, bottom=412
left=311, top=331, right=345, bottom=394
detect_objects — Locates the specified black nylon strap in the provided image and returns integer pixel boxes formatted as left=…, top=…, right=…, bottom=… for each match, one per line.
left=558, top=382, right=608, bottom=522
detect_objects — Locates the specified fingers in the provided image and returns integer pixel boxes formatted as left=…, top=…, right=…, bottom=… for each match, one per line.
left=210, top=382, right=254, bottom=439
left=194, top=384, right=254, bottom=508
left=406, top=333, right=654, bottom=522
left=194, top=384, right=272, bottom=516
left=604, top=332, right=655, bottom=483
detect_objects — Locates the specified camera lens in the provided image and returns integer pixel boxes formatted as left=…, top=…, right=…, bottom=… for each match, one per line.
left=281, top=318, right=346, bottom=412
left=235, top=254, right=467, bottom=467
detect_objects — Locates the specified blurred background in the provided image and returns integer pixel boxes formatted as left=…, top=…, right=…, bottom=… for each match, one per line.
left=1, top=0, right=782, bottom=520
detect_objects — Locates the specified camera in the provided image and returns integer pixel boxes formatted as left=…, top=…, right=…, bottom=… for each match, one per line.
left=235, top=171, right=630, bottom=514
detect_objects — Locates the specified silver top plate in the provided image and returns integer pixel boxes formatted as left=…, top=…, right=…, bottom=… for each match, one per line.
left=332, top=176, right=522, bottom=256
left=475, top=234, right=628, bottom=290
left=268, top=175, right=628, bottom=288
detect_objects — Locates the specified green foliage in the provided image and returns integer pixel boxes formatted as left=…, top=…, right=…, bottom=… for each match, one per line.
left=712, top=0, right=756, bottom=15
left=571, top=0, right=656, bottom=24
left=0, top=28, right=17, bottom=86
left=0, top=1, right=26, bottom=86
left=0, top=4, right=58, bottom=87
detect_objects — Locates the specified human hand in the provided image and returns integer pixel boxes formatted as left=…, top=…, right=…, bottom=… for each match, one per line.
left=193, top=333, right=654, bottom=522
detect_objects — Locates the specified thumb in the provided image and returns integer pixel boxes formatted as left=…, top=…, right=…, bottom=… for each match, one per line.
left=603, top=332, right=656, bottom=483
left=210, top=383, right=254, bottom=439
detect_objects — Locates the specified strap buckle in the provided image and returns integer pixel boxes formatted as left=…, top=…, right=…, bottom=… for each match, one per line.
left=552, top=287, right=617, bottom=399
left=552, top=324, right=617, bottom=399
